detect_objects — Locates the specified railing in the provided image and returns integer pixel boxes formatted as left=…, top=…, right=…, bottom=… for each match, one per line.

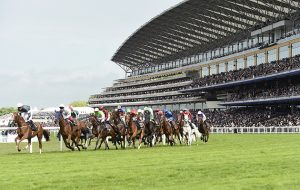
left=211, top=126, right=300, bottom=134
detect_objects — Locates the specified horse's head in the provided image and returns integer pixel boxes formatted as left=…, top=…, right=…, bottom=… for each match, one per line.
left=54, top=111, right=63, bottom=125
left=11, top=112, right=25, bottom=127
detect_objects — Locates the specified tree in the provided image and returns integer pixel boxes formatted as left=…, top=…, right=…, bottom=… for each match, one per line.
left=69, top=100, right=87, bottom=107
left=0, top=107, right=16, bottom=116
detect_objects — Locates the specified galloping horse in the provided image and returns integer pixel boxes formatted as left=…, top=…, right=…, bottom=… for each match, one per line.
left=12, top=112, right=50, bottom=154
left=110, top=111, right=127, bottom=149
left=159, top=115, right=175, bottom=146
left=197, top=118, right=211, bottom=143
left=143, top=111, right=157, bottom=147
left=177, top=113, right=192, bottom=145
left=125, top=113, right=144, bottom=149
left=54, top=111, right=86, bottom=151
left=89, top=116, right=118, bottom=150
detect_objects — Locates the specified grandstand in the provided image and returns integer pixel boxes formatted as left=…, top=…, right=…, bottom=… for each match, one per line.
left=89, top=0, right=300, bottom=126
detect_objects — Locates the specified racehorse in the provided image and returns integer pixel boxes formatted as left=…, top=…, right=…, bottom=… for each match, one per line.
left=125, top=113, right=144, bottom=149
left=12, top=112, right=50, bottom=154
left=143, top=111, right=157, bottom=147
left=197, top=118, right=211, bottom=143
left=177, top=113, right=192, bottom=145
left=110, top=111, right=127, bottom=149
left=159, top=114, right=175, bottom=146
left=54, top=111, right=86, bottom=151
left=89, top=116, right=118, bottom=150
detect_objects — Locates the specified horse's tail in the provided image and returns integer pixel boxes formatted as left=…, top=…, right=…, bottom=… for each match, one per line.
left=43, top=130, right=50, bottom=141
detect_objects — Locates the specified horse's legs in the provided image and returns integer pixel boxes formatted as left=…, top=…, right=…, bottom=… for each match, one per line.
left=138, top=131, right=144, bottom=149
left=94, top=135, right=101, bottom=150
left=15, top=136, right=21, bottom=152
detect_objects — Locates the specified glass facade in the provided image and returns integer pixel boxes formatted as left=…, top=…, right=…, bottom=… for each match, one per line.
left=292, top=42, right=300, bottom=56
left=257, top=52, right=265, bottom=65
left=236, top=58, right=244, bottom=70
left=219, top=63, right=225, bottom=73
left=202, top=66, right=209, bottom=76
left=247, top=55, right=254, bottom=67
left=210, top=64, right=217, bottom=75
left=228, top=61, right=235, bottom=71
left=268, top=49, right=276, bottom=62
left=279, top=46, right=289, bottom=59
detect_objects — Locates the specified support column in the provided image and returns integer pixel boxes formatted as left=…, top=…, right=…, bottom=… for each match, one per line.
left=208, top=66, right=211, bottom=76
left=199, top=68, right=202, bottom=78
left=254, top=54, right=257, bottom=66
left=276, top=47, right=280, bottom=62
left=234, top=60, right=237, bottom=70
left=216, top=64, right=220, bottom=74
left=244, top=57, right=247, bottom=68
left=225, top=62, right=228, bottom=72
left=288, top=43, right=292, bottom=58
left=265, top=51, right=268, bottom=63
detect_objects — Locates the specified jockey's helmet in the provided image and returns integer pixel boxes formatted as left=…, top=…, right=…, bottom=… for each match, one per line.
left=17, top=103, right=23, bottom=108
left=158, top=110, right=164, bottom=115
left=131, top=109, right=137, bottom=115
left=126, top=108, right=131, bottom=113
left=197, top=111, right=203, bottom=115
left=59, top=104, right=65, bottom=109
left=143, top=107, right=148, bottom=111
left=94, top=108, right=99, bottom=112
left=183, top=108, right=188, bottom=111
left=117, top=105, right=121, bottom=109
left=137, top=109, right=143, bottom=114
left=163, top=108, right=168, bottom=113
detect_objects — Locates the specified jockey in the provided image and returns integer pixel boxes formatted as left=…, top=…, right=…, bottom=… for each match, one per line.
left=130, top=109, right=142, bottom=129
left=59, top=104, right=76, bottom=127
left=69, top=106, right=79, bottom=120
left=17, top=103, right=37, bottom=131
left=163, top=109, right=175, bottom=128
left=143, top=107, right=154, bottom=122
left=137, top=109, right=144, bottom=122
left=196, top=110, right=207, bottom=122
left=117, top=105, right=126, bottom=127
left=94, top=108, right=105, bottom=123
left=99, top=106, right=110, bottom=122
left=183, top=108, right=193, bottom=128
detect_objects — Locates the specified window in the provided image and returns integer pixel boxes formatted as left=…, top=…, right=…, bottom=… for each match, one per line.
left=202, top=66, right=209, bottom=76
left=228, top=60, right=235, bottom=71
left=219, top=63, right=225, bottom=73
left=210, top=64, right=217, bottom=75
left=279, top=46, right=289, bottom=59
left=247, top=56, right=254, bottom=67
left=236, top=58, right=244, bottom=69
left=292, top=42, right=300, bottom=56
left=268, top=49, right=276, bottom=62
left=257, top=53, right=265, bottom=65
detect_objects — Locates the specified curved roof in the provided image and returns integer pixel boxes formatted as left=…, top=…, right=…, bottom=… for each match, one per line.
left=112, top=0, right=300, bottom=70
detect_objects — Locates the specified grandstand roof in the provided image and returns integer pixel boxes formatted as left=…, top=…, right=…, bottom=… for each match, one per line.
left=112, top=0, right=300, bottom=70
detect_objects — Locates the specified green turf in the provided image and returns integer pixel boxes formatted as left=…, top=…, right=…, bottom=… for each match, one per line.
left=0, top=134, right=300, bottom=190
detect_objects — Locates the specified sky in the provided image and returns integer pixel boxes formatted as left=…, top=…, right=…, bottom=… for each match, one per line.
left=0, top=0, right=182, bottom=108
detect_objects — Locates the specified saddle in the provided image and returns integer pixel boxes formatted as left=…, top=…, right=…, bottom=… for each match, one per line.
left=26, top=121, right=37, bottom=131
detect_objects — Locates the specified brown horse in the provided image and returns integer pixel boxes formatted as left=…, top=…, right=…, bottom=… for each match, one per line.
left=159, top=115, right=175, bottom=146
left=125, top=113, right=144, bottom=149
left=197, top=118, right=210, bottom=143
left=89, top=116, right=118, bottom=150
left=12, top=112, right=50, bottom=154
left=54, top=111, right=86, bottom=151
left=110, top=111, right=127, bottom=149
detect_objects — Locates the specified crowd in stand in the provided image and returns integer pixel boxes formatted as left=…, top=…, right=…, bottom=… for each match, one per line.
left=204, top=107, right=300, bottom=128
left=228, top=83, right=300, bottom=102
left=191, top=55, right=300, bottom=88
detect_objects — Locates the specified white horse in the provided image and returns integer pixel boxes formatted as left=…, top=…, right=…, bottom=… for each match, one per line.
left=191, top=123, right=201, bottom=142
left=182, top=115, right=192, bottom=145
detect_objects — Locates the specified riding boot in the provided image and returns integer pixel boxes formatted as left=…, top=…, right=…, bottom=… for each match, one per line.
left=28, top=120, right=37, bottom=131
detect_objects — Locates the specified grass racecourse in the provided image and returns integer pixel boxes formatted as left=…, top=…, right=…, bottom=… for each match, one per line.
left=0, top=134, right=300, bottom=190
